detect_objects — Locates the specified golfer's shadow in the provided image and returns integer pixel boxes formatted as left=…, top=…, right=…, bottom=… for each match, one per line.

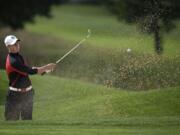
left=0, top=77, right=8, bottom=105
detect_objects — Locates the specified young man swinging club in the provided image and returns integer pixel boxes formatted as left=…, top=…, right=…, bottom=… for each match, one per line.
left=4, top=35, right=56, bottom=121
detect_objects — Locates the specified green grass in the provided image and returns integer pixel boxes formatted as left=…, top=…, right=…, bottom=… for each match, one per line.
left=0, top=5, right=180, bottom=134
left=0, top=124, right=180, bottom=135
left=25, top=4, right=180, bottom=56
left=0, top=70, right=180, bottom=134
left=0, top=125, right=179, bottom=135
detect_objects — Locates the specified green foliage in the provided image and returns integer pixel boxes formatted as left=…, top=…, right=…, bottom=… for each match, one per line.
left=101, top=0, right=180, bottom=31
left=24, top=5, right=180, bottom=55
left=0, top=0, right=61, bottom=29
left=101, top=0, right=180, bottom=54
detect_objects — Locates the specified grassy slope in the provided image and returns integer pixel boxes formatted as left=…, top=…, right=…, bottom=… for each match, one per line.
left=1, top=70, right=180, bottom=120
left=0, top=70, right=180, bottom=135
left=25, top=4, right=180, bottom=56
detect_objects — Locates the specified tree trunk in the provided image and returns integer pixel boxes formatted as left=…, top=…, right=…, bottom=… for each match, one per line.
left=154, top=19, right=163, bottom=54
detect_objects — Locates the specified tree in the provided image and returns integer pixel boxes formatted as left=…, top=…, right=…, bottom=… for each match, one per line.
left=68, top=0, right=100, bottom=4
left=0, top=0, right=61, bottom=29
left=101, top=0, right=180, bottom=54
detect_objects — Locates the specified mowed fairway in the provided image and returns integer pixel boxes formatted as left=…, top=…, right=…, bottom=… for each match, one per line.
left=0, top=124, right=179, bottom=135
left=25, top=5, right=180, bottom=56
left=0, top=71, right=180, bottom=135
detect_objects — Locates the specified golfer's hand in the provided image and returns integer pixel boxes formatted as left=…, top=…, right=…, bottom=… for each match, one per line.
left=44, top=63, right=56, bottom=74
left=38, top=63, right=56, bottom=75
left=45, top=63, right=56, bottom=72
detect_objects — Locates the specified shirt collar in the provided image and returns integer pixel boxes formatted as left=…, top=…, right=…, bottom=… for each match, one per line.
left=9, top=52, right=19, bottom=56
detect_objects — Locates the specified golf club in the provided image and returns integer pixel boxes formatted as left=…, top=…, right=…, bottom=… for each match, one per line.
left=43, top=29, right=91, bottom=74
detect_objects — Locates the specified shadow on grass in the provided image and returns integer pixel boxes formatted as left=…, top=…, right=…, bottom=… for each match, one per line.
left=0, top=70, right=8, bottom=105
left=0, top=90, right=6, bottom=105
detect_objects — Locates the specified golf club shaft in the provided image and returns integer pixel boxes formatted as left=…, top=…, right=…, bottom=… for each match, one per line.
left=43, top=39, right=85, bottom=74
left=42, top=29, right=91, bottom=75
left=56, top=29, right=91, bottom=63
left=56, top=38, right=86, bottom=64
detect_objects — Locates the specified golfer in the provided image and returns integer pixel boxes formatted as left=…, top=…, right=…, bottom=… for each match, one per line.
left=4, top=35, right=56, bottom=121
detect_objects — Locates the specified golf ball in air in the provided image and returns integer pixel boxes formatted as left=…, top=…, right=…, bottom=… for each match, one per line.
left=127, top=48, right=131, bottom=52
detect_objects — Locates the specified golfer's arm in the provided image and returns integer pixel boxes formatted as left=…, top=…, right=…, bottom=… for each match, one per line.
left=11, top=59, right=38, bottom=75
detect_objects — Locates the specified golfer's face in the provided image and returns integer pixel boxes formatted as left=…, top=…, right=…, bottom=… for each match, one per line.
left=13, top=42, right=20, bottom=52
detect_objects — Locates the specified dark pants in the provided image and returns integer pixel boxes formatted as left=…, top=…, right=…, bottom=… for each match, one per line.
left=5, top=89, right=34, bottom=121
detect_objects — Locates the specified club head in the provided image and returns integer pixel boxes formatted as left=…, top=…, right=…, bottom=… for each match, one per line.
left=86, top=29, right=91, bottom=38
